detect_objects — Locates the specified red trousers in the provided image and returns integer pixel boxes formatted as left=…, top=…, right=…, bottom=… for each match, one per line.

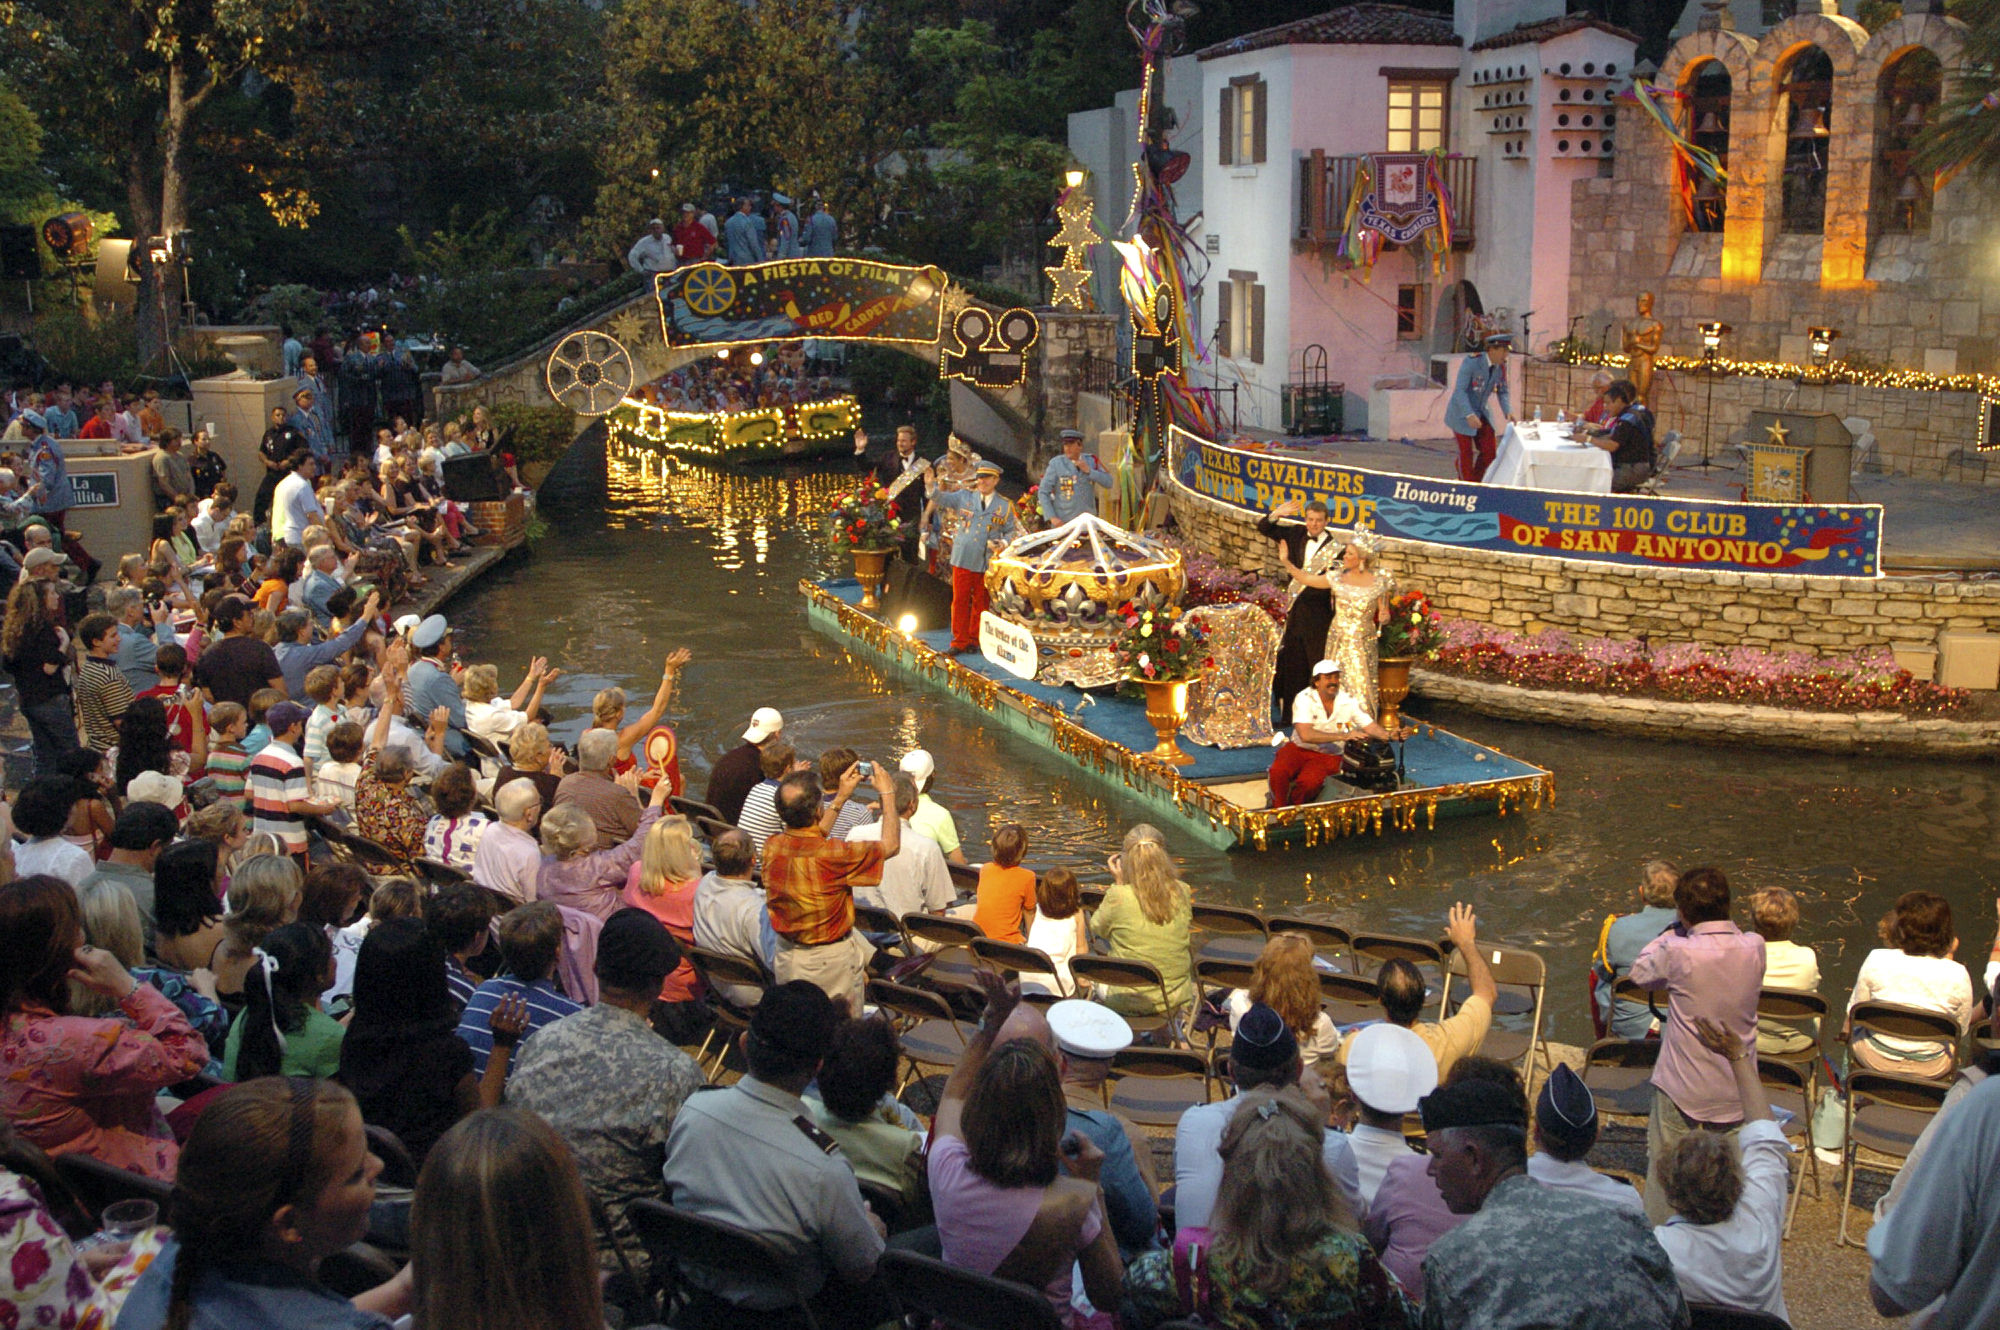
left=950, top=565, right=989, bottom=652
left=1454, top=422, right=1497, bottom=483
left=1268, top=742, right=1343, bottom=808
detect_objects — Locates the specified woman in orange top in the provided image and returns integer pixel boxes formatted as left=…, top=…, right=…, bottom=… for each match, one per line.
left=253, top=545, right=307, bottom=614
left=973, top=823, right=1038, bottom=945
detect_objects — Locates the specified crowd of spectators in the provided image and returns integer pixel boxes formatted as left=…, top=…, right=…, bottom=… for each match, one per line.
left=0, top=438, right=1997, bottom=1328
left=625, top=341, right=843, bottom=416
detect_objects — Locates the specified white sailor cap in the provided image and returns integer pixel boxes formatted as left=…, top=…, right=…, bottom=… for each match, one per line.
left=1345, top=1024, right=1438, bottom=1114
left=1046, top=999, right=1133, bottom=1060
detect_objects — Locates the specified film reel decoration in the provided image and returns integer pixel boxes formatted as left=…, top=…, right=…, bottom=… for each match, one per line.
left=545, top=331, right=635, bottom=416
left=1132, top=286, right=1182, bottom=381
left=678, top=264, right=738, bottom=318
left=939, top=305, right=1040, bottom=389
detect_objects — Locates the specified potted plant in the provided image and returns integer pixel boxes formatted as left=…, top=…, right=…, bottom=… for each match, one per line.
left=824, top=486, right=904, bottom=610
left=1376, top=589, right=1443, bottom=730
left=1113, top=603, right=1213, bottom=766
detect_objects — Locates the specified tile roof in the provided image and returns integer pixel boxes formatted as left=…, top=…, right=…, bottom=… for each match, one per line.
left=1468, top=14, right=1640, bottom=52
left=1194, top=3, right=1461, bottom=61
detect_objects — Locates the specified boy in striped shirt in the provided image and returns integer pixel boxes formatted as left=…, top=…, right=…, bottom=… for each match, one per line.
left=248, top=700, right=341, bottom=862
left=203, top=703, right=253, bottom=809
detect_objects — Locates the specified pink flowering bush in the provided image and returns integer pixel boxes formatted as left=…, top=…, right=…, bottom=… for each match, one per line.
left=1428, top=621, right=1970, bottom=718
left=1159, top=536, right=1288, bottom=623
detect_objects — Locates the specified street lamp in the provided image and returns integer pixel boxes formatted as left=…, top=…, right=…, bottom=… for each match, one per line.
left=1065, top=168, right=1086, bottom=190
left=1807, top=326, right=1840, bottom=366
left=1698, top=320, right=1731, bottom=358
left=749, top=350, right=764, bottom=366
left=1694, top=321, right=1732, bottom=470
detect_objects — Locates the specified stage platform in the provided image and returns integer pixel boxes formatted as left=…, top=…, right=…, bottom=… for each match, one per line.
left=804, top=578, right=1552, bottom=851
left=1260, top=431, right=2000, bottom=573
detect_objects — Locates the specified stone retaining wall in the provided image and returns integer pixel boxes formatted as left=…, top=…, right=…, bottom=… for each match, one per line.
left=1165, top=480, right=2000, bottom=660
left=1521, top=360, right=1992, bottom=486
left=1412, top=670, right=2000, bottom=759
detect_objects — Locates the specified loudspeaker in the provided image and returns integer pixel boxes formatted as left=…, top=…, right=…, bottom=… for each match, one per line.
left=440, top=452, right=507, bottom=503
left=0, top=226, right=36, bottom=281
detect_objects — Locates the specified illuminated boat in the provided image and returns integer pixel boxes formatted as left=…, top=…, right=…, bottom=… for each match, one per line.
left=610, top=394, right=862, bottom=464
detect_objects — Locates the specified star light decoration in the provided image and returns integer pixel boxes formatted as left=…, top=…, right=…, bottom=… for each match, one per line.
left=1045, top=181, right=1101, bottom=311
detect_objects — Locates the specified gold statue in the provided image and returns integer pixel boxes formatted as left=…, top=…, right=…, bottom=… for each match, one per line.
left=1622, top=291, right=1664, bottom=406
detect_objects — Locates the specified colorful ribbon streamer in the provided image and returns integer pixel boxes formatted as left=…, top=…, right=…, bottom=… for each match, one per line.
left=1621, top=81, right=1727, bottom=228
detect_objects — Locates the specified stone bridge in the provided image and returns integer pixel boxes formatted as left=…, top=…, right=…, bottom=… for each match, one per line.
left=434, top=267, right=1118, bottom=469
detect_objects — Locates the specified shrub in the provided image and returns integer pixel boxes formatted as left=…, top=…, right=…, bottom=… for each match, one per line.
left=488, top=402, right=578, bottom=468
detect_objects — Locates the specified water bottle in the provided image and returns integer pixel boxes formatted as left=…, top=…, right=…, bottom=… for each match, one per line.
left=1556, top=409, right=1567, bottom=425
left=1532, top=405, right=1542, bottom=424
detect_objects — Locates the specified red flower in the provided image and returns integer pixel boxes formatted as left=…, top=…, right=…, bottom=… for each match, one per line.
left=12, top=1238, right=51, bottom=1289
left=1165, top=638, right=1180, bottom=653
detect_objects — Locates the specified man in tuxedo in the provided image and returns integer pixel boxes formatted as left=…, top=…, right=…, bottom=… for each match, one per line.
left=853, top=426, right=931, bottom=564
left=1258, top=497, right=1340, bottom=722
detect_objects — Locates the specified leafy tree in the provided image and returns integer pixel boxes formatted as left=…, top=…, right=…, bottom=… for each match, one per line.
left=1915, top=0, right=1994, bottom=180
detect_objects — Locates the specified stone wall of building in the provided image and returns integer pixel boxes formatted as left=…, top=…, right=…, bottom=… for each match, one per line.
left=1521, top=358, right=1993, bottom=484
left=1166, top=478, right=2000, bottom=661
left=1564, top=7, right=1995, bottom=381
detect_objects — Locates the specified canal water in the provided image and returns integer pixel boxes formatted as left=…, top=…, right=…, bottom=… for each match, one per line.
left=446, top=436, right=2000, bottom=1041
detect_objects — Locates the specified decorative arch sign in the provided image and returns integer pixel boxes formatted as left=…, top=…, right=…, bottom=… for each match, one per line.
left=656, top=259, right=948, bottom=350
left=1169, top=427, right=1881, bottom=578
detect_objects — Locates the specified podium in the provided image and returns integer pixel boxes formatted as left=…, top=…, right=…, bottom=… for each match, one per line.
left=1744, top=411, right=1852, bottom=503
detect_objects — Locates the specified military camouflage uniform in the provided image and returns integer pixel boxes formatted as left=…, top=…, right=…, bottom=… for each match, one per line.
left=1420, top=1174, right=1690, bottom=1330
left=505, top=1002, right=705, bottom=1282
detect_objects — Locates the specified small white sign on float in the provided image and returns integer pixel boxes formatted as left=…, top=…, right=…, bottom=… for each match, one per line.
left=978, top=612, right=1039, bottom=681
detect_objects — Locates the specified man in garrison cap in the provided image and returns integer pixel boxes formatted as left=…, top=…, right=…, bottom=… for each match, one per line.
left=1523, top=1063, right=1643, bottom=1213
left=1416, top=1076, right=1688, bottom=1330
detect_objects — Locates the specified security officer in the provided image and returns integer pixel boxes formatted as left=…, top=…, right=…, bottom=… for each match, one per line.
left=661, top=981, right=893, bottom=1330
left=1037, top=428, right=1113, bottom=525
left=928, top=459, right=1020, bottom=654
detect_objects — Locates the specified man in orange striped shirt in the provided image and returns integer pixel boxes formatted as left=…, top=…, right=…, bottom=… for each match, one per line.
left=763, top=762, right=899, bottom=1015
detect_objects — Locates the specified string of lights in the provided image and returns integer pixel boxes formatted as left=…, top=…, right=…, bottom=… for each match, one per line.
left=1546, top=346, right=2000, bottom=399
left=609, top=395, right=862, bottom=460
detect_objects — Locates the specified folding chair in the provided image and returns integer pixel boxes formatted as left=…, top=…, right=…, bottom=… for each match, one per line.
left=1265, top=915, right=1353, bottom=970
left=1190, top=902, right=1268, bottom=965
left=901, top=912, right=986, bottom=998
left=853, top=902, right=912, bottom=960
left=1755, top=987, right=1826, bottom=1106
left=1686, top=1305, right=1792, bottom=1330
left=685, top=946, right=769, bottom=1076
left=1106, top=1047, right=1212, bottom=1126
left=878, top=1249, right=1062, bottom=1330
left=318, top=824, right=410, bottom=874
left=694, top=815, right=736, bottom=844
left=1069, top=955, right=1184, bottom=1046
left=1442, top=945, right=1549, bottom=1078
left=946, top=861, right=981, bottom=899
left=413, top=856, right=472, bottom=889
left=1579, top=1036, right=1660, bottom=1127
left=52, top=1154, right=172, bottom=1217
left=364, top=1124, right=419, bottom=1189
left=1350, top=932, right=1446, bottom=1011
left=970, top=937, right=1070, bottom=998
left=630, top=1199, right=823, bottom=1330
left=1848, top=1001, right=1962, bottom=1079
left=1755, top=1057, right=1817, bottom=1238
left=669, top=795, right=730, bottom=826
left=867, top=979, right=975, bottom=1090
left=1318, top=970, right=1382, bottom=1030
left=1839, top=1069, right=1949, bottom=1247
left=1080, top=885, right=1107, bottom=913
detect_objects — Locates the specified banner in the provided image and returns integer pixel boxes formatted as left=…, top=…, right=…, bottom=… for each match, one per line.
left=1357, top=153, right=1442, bottom=246
left=657, top=259, right=947, bottom=349
left=1169, top=428, right=1881, bottom=578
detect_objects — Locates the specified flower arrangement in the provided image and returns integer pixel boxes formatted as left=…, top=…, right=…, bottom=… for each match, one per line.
left=823, top=487, right=902, bottom=552
left=1112, top=602, right=1214, bottom=683
left=1425, top=621, right=1971, bottom=718
left=1377, top=589, right=1444, bottom=659
left=1158, top=536, right=1289, bottom=623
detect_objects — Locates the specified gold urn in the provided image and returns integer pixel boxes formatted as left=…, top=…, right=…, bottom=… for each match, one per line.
left=984, top=514, right=1185, bottom=688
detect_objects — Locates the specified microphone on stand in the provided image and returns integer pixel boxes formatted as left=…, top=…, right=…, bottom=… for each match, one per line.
left=1597, top=322, right=1614, bottom=357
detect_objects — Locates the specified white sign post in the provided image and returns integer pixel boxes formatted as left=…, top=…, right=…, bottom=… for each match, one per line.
left=978, top=612, right=1038, bottom=681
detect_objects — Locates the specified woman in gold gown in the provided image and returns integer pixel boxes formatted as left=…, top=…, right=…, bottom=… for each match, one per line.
left=1282, top=531, right=1390, bottom=714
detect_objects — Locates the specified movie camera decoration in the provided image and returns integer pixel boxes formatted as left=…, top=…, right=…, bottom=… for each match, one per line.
left=938, top=305, right=1040, bottom=390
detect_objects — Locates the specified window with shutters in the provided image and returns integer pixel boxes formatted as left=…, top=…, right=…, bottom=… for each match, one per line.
left=1386, top=79, right=1448, bottom=152
left=1218, top=76, right=1267, bottom=166
left=1218, top=271, right=1264, bottom=363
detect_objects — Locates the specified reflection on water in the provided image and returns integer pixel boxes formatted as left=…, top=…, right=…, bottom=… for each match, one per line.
left=453, top=445, right=2000, bottom=1039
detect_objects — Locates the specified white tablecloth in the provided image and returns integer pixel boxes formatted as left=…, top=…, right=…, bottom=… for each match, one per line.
left=1484, top=422, right=1613, bottom=494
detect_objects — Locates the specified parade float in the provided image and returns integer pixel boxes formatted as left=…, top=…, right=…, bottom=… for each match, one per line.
left=802, top=512, right=1551, bottom=852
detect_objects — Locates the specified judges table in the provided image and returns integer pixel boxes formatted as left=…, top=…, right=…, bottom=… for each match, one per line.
left=1484, top=422, right=1613, bottom=494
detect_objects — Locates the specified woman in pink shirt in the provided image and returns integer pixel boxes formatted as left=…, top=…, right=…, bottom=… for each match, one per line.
left=622, top=815, right=703, bottom=1010
left=928, top=973, right=1122, bottom=1328
left=0, top=876, right=208, bottom=1180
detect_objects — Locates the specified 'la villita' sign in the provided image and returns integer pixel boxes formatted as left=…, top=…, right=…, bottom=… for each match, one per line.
left=66, top=473, right=120, bottom=508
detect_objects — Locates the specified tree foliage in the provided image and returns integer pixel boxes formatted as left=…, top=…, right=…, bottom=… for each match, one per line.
left=1914, top=0, right=1997, bottom=180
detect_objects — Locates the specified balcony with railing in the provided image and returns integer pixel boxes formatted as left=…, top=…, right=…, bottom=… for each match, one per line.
left=1296, top=150, right=1477, bottom=250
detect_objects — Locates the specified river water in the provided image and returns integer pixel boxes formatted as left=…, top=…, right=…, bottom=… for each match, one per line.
left=444, top=437, right=2000, bottom=1041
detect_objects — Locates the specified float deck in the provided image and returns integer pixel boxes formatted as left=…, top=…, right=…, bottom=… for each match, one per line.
left=803, top=579, right=1553, bottom=851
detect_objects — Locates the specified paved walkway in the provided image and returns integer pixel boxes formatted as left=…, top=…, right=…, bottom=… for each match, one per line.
left=1255, top=432, right=2000, bottom=572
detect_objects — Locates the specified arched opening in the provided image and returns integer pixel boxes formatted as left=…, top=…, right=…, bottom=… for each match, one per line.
left=1777, top=46, right=1833, bottom=235
left=1681, top=59, right=1732, bottom=233
left=1874, top=48, right=1942, bottom=237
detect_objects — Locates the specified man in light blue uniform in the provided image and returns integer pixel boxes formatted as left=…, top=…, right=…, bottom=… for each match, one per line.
left=406, top=614, right=470, bottom=757
left=1036, top=428, right=1112, bottom=525
left=24, top=414, right=69, bottom=524
left=1446, top=331, right=1513, bottom=483
left=288, top=387, right=335, bottom=467
left=930, top=460, right=1020, bottom=653
left=771, top=194, right=802, bottom=259
left=803, top=200, right=837, bottom=257
left=723, top=197, right=767, bottom=266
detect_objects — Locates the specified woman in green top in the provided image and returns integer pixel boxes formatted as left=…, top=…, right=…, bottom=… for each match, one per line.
left=223, top=921, right=346, bottom=1080
left=1090, top=837, right=1194, bottom=1016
